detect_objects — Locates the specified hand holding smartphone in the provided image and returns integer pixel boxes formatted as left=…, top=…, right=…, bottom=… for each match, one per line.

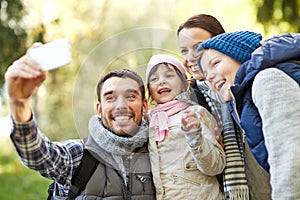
left=29, top=38, right=72, bottom=71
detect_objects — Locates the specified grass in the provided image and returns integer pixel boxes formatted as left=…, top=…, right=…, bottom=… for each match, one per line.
left=0, top=137, right=52, bottom=200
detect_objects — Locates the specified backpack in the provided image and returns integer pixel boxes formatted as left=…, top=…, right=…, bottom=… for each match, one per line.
left=47, top=149, right=98, bottom=200
left=47, top=134, right=98, bottom=200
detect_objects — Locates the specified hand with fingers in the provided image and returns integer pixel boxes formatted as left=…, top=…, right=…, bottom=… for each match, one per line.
left=181, top=110, right=201, bottom=132
left=5, top=43, right=47, bottom=122
left=5, top=43, right=47, bottom=103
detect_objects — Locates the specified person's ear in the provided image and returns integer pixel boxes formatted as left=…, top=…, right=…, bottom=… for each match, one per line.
left=96, top=102, right=101, bottom=117
left=142, top=98, right=148, bottom=116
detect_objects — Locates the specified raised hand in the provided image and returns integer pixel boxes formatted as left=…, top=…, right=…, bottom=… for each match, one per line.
left=5, top=43, right=47, bottom=122
left=181, top=109, right=201, bottom=132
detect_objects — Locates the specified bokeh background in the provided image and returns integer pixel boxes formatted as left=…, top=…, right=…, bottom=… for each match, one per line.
left=0, top=0, right=299, bottom=199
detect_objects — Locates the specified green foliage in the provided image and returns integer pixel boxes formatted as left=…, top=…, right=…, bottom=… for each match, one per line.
left=0, top=137, right=52, bottom=200
left=0, top=0, right=27, bottom=87
left=0, top=171, right=51, bottom=200
left=0, top=0, right=270, bottom=141
left=3, top=0, right=297, bottom=198
left=256, top=0, right=300, bottom=34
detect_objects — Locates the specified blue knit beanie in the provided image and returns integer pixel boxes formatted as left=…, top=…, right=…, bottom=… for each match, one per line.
left=196, top=31, right=262, bottom=63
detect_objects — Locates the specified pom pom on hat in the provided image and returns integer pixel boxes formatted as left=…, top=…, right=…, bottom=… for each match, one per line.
left=197, top=31, right=262, bottom=63
left=146, top=54, right=186, bottom=83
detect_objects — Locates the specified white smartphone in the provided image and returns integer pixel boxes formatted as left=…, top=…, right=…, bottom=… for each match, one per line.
left=29, top=38, right=72, bottom=71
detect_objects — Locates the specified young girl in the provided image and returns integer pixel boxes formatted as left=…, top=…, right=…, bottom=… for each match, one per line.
left=146, top=54, right=225, bottom=200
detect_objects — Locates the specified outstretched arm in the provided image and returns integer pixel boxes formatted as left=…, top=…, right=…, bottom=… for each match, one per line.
left=6, top=43, right=83, bottom=188
left=10, top=117, right=84, bottom=187
left=5, top=43, right=46, bottom=122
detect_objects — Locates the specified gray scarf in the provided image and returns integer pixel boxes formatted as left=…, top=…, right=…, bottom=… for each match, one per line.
left=85, top=115, right=149, bottom=182
left=175, top=86, right=198, bottom=105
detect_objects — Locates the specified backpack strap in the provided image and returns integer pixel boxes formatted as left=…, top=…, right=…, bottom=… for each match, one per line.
left=67, top=149, right=99, bottom=200
left=46, top=182, right=55, bottom=200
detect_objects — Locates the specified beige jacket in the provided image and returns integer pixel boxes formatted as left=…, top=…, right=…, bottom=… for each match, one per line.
left=148, top=105, right=225, bottom=200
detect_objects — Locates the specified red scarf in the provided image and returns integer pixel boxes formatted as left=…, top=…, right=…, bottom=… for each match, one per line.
left=149, top=100, right=190, bottom=141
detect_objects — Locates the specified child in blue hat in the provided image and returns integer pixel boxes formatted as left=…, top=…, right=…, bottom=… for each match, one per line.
left=197, top=31, right=300, bottom=200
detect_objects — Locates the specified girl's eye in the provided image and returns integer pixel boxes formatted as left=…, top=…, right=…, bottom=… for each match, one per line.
left=180, top=49, right=188, bottom=55
left=149, top=77, right=158, bottom=82
left=166, top=74, right=174, bottom=78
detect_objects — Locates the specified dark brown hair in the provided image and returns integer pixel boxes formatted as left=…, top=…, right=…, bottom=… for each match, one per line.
left=96, top=69, right=145, bottom=102
left=177, top=14, right=225, bottom=37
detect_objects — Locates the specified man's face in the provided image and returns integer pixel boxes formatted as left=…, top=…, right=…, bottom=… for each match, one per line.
left=96, top=77, right=148, bottom=136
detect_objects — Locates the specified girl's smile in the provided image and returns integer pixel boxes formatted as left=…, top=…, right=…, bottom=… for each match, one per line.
left=149, top=64, right=187, bottom=104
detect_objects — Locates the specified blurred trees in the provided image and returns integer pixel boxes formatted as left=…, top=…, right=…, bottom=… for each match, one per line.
left=2, top=1, right=299, bottom=198
left=1, top=0, right=298, bottom=140
left=1, top=0, right=184, bottom=140
left=0, top=0, right=27, bottom=92
left=256, top=0, right=300, bottom=34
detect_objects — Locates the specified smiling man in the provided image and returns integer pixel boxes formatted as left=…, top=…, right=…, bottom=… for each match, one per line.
left=5, top=43, right=156, bottom=199
left=96, top=74, right=147, bottom=136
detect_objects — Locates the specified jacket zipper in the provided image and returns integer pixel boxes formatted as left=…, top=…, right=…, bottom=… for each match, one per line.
left=115, top=154, right=133, bottom=200
left=116, top=169, right=128, bottom=200
left=124, top=154, right=133, bottom=200
left=136, top=175, right=152, bottom=193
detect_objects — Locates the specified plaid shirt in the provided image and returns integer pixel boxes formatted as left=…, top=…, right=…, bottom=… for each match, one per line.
left=10, top=117, right=84, bottom=198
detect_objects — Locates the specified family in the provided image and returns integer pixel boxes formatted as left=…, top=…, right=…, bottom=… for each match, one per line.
left=5, top=14, right=300, bottom=200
